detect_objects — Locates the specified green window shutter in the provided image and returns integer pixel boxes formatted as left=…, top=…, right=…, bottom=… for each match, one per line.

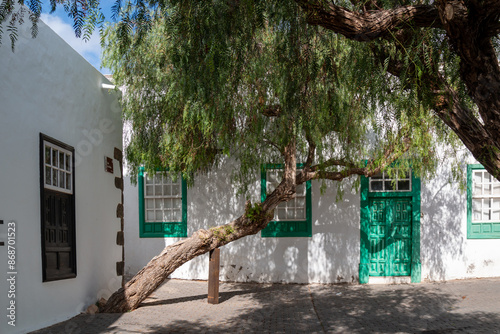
left=138, top=167, right=188, bottom=238
left=260, top=164, right=312, bottom=238
left=467, top=164, right=500, bottom=239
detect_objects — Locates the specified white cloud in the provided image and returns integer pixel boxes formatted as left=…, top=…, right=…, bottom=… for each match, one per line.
left=40, top=13, right=103, bottom=70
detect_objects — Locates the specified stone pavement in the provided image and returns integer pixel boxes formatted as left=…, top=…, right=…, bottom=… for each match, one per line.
left=31, top=278, right=500, bottom=334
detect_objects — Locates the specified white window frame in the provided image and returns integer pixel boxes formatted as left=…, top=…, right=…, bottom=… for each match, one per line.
left=143, top=171, right=183, bottom=223
left=369, top=170, right=412, bottom=193
left=471, top=169, right=500, bottom=223
left=267, top=169, right=307, bottom=221
left=43, top=140, right=73, bottom=194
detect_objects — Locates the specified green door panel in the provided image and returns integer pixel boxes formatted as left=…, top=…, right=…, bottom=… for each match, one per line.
left=368, top=200, right=388, bottom=276
left=368, top=198, right=412, bottom=276
left=392, top=200, right=412, bottom=275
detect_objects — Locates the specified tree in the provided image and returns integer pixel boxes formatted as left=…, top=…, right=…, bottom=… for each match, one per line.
left=2, top=1, right=499, bottom=179
left=3, top=0, right=499, bottom=312
left=99, top=2, right=453, bottom=312
left=292, top=0, right=500, bottom=180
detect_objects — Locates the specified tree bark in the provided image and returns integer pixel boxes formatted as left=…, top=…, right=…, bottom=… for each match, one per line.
left=101, top=205, right=272, bottom=312
left=434, top=0, right=500, bottom=179
left=295, top=0, right=500, bottom=179
left=102, top=141, right=298, bottom=313
left=102, top=135, right=413, bottom=313
left=295, top=1, right=442, bottom=41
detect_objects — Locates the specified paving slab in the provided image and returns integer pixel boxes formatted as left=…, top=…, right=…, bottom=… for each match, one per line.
left=30, top=277, right=500, bottom=334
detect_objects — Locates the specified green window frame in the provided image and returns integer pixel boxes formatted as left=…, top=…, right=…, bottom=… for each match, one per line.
left=467, top=164, right=500, bottom=239
left=260, top=164, right=312, bottom=238
left=138, top=167, right=187, bottom=238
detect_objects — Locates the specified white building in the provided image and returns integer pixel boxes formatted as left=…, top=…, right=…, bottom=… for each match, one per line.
left=1, top=7, right=499, bottom=333
left=124, top=156, right=500, bottom=285
left=0, top=17, right=123, bottom=334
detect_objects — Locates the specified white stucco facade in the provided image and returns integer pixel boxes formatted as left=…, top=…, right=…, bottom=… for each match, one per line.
left=124, top=154, right=500, bottom=285
left=0, top=17, right=122, bottom=334
left=420, top=159, right=500, bottom=282
left=124, top=165, right=361, bottom=284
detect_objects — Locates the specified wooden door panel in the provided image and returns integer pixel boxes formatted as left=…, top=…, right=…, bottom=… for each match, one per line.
left=369, top=198, right=412, bottom=277
left=42, top=190, right=75, bottom=281
left=390, top=200, right=412, bottom=276
left=368, top=200, right=388, bottom=276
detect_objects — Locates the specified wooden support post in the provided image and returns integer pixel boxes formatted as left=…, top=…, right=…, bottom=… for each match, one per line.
left=208, top=248, right=220, bottom=304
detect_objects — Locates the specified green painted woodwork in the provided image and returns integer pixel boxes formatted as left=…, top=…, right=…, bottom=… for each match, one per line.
left=360, top=169, right=421, bottom=283
left=467, top=164, right=500, bottom=239
left=367, top=198, right=412, bottom=276
left=138, top=167, right=188, bottom=238
left=261, top=164, right=312, bottom=238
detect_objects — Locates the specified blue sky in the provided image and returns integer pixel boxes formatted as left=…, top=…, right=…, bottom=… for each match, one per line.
left=41, top=1, right=116, bottom=74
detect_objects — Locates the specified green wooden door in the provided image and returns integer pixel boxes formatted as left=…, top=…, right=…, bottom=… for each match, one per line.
left=368, top=198, right=412, bottom=276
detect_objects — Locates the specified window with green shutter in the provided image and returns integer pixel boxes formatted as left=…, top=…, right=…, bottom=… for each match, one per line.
left=467, top=164, right=500, bottom=239
left=260, top=164, right=312, bottom=238
left=138, top=168, right=187, bottom=238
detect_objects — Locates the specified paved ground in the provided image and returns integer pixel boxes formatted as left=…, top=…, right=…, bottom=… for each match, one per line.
left=31, top=278, right=500, bottom=334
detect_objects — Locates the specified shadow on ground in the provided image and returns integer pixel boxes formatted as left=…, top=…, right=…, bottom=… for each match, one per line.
left=31, top=280, right=500, bottom=334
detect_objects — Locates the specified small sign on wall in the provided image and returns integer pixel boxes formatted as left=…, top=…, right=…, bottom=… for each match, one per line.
left=105, top=156, right=114, bottom=174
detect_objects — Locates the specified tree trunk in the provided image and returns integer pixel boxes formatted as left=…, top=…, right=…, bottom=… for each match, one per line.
left=434, top=0, right=500, bottom=179
left=101, top=126, right=415, bottom=313
left=101, top=207, right=270, bottom=312
left=102, top=141, right=297, bottom=313
left=295, top=0, right=500, bottom=180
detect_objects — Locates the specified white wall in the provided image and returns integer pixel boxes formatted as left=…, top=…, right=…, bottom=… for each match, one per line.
left=420, top=153, right=500, bottom=281
left=125, top=153, right=500, bottom=285
left=124, top=160, right=361, bottom=285
left=0, top=17, right=122, bottom=334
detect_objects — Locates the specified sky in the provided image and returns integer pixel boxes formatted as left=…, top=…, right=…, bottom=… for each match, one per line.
left=40, top=1, right=116, bottom=74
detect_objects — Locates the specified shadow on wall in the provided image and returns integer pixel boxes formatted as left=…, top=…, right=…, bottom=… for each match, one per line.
left=175, top=162, right=362, bottom=284
left=310, top=186, right=360, bottom=283
left=420, top=164, right=466, bottom=281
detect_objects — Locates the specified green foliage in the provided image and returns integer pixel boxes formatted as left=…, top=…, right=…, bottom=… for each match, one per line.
left=245, top=202, right=264, bottom=222
left=101, top=1, right=462, bottom=194
left=0, top=1, right=38, bottom=51
left=2, top=0, right=465, bottom=191
left=0, top=0, right=103, bottom=49
left=210, top=224, right=235, bottom=242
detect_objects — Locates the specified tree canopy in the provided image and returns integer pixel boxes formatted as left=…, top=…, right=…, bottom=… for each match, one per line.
left=2, top=0, right=498, bottom=181
left=100, top=2, right=460, bottom=312
left=294, top=0, right=500, bottom=181
left=3, top=0, right=500, bottom=312
left=102, top=1, right=454, bottom=190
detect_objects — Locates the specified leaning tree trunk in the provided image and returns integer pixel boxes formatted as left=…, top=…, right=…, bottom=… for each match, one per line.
left=102, top=142, right=297, bottom=313
left=101, top=203, right=272, bottom=313
left=100, top=125, right=411, bottom=312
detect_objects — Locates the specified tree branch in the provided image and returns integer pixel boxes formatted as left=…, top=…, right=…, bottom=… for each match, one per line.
left=263, top=139, right=297, bottom=210
left=304, top=132, right=316, bottom=169
left=431, top=73, right=500, bottom=179
left=295, top=1, right=442, bottom=41
left=262, top=138, right=282, bottom=153
left=103, top=141, right=299, bottom=313
left=310, top=158, right=357, bottom=172
left=297, top=131, right=411, bottom=184
left=261, top=104, right=282, bottom=117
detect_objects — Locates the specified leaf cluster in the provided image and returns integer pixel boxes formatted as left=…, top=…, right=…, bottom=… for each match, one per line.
left=102, top=1, right=459, bottom=192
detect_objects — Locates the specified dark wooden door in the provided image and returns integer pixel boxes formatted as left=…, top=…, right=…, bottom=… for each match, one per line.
left=42, top=190, right=76, bottom=281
